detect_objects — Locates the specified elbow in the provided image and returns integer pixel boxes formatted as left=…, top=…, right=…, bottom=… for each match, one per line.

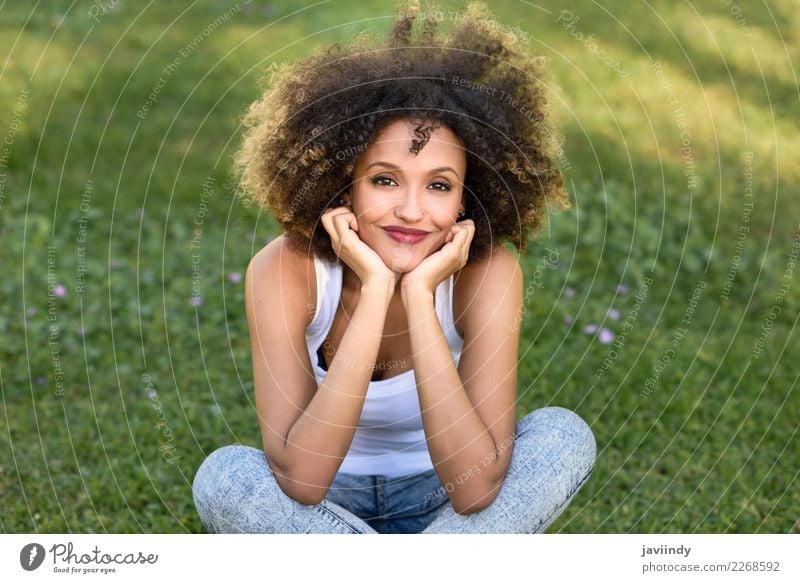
left=451, top=475, right=504, bottom=516
left=276, top=474, right=329, bottom=506
left=285, top=486, right=327, bottom=506
left=452, top=503, right=480, bottom=516
left=269, top=459, right=329, bottom=506
left=452, top=496, right=495, bottom=516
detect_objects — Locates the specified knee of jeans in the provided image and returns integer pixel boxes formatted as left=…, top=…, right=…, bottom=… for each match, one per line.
left=518, top=407, right=597, bottom=471
left=192, top=445, right=263, bottom=524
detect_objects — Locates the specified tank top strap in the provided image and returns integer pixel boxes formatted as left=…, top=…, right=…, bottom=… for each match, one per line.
left=306, top=254, right=342, bottom=350
left=435, top=268, right=464, bottom=367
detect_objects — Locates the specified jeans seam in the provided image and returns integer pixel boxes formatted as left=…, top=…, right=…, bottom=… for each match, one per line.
left=382, top=498, right=450, bottom=519
left=375, top=476, right=386, bottom=518
left=315, top=502, right=362, bottom=534
left=535, top=464, right=595, bottom=533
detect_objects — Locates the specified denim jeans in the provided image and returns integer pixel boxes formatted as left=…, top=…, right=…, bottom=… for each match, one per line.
left=192, top=406, right=596, bottom=534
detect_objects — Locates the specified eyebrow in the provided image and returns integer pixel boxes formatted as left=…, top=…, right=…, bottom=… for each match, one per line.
left=365, top=161, right=458, bottom=175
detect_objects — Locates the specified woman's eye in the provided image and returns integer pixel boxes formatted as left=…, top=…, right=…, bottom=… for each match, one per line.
left=370, top=176, right=451, bottom=191
left=371, top=176, right=396, bottom=187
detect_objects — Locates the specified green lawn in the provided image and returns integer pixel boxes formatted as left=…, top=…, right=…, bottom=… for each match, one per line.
left=1, top=0, right=797, bottom=533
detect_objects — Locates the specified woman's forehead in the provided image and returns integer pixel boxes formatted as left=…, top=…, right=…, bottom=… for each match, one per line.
left=359, top=119, right=466, bottom=172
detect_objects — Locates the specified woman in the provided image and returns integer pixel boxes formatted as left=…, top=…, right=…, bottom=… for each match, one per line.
left=192, top=1, right=596, bottom=534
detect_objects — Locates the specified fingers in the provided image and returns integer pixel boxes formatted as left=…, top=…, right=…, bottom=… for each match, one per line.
left=443, top=218, right=474, bottom=247
left=322, top=206, right=352, bottom=255
left=321, top=206, right=351, bottom=236
left=321, top=205, right=350, bottom=225
left=451, top=220, right=475, bottom=242
left=454, top=218, right=475, bottom=232
left=321, top=205, right=361, bottom=260
left=332, top=209, right=355, bottom=243
left=449, top=220, right=475, bottom=263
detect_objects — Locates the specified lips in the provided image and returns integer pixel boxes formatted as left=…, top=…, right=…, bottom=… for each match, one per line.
left=382, top=227, right=429, bottom=245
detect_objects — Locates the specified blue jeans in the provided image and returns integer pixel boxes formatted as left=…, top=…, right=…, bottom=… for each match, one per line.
left=192, top=406, right=596, bottom=534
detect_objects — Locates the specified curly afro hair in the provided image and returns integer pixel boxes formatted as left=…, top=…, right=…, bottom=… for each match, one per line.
left=233, top=0, right=570, bottom=265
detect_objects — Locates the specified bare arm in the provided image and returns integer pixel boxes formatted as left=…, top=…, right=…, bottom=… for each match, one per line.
left=401, top=246, right=521, bottom=514
left=279, top=281, right=393, bottom=503
left=247, top=216, right=396, bottom=505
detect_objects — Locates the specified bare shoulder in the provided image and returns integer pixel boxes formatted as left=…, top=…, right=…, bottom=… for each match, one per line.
left=453, top=245, right=523, bottom=337
left=246, top=234, right=316, bottom=327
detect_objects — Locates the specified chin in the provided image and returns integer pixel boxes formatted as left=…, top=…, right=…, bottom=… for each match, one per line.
left=382, top=255, right=421, bottom=274
left=387, top=262, right=419, bottom=274
left=379, top=245, right=425, bottom=273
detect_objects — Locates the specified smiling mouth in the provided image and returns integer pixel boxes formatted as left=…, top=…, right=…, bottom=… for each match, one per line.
left=383, top=229, right=429, bottom=245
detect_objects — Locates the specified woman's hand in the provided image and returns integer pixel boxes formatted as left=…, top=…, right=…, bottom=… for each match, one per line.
left=400, top=219, right=475, bottom=299
left=321, top=206, right=398, bottom=290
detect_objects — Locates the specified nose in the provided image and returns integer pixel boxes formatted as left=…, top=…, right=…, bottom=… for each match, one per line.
left=394, top=189, right=424, bottom=222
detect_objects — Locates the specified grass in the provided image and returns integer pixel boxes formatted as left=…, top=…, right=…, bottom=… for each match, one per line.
left=0, top=0, right=797, bottom=533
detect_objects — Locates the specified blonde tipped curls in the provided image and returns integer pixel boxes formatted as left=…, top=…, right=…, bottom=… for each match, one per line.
left=232, top=1, right=570, bottom=264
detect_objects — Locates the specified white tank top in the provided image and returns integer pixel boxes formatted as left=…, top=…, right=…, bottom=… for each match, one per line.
left=305, top=254, right=465, bottom=478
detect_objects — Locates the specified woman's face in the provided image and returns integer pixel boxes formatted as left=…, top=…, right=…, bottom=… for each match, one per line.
left=345, top=118, right=467, bottom=274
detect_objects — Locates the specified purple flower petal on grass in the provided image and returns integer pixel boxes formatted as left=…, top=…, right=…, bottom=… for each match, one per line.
left=36, top=376, right=46, bottom=385
left=599, top=328, right=615, bottom=344
left=583, top=324, right=597, bottom=335
left=607, top=308, right=620, bottom=321
left=26, top=307, right=37, bottom=317
left=190, top=296, right=203, bottom=307
left=564, top=315, right=574, bottom=325
left=228, top=272, right=242, bottom=284
left=53, top=285, right=67, bottom=298
left=564, top=287, right=576, bottom=298
left=616, top=283, right=629, bottom=295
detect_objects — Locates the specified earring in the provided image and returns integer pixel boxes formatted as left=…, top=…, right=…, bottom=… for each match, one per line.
left=458, top=209, right=465, bottom=217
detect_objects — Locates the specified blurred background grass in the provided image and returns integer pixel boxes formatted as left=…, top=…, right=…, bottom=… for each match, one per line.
left=0, top=0, right=797, bottom=533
